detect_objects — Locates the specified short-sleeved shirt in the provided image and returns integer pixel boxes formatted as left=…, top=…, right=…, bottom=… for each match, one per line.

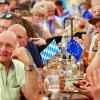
left=0, top=59, right=25, bottom=100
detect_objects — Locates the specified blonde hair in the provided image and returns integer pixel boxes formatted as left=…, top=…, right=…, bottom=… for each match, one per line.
left=46, top=1, right=56, bottom=10
left=30, top=1, right=47, bottom=17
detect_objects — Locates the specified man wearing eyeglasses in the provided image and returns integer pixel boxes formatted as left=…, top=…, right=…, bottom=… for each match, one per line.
left=0, top=13, right=13, bottom=33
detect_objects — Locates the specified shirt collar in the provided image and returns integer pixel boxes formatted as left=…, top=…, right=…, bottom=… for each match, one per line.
left=0, top=60, right=15, bottom=70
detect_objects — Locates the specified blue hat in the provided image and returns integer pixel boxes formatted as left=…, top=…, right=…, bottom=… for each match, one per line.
left=82, top=10, right=93, bottom=19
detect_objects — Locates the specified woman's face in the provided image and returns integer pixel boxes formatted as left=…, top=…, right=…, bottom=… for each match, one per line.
left=32, top=13, right=45, bottom=23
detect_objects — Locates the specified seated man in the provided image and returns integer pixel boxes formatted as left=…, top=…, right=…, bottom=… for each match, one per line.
left=0, top=31, right=39, bottom=100
left=8, top=24, right=44, bottom=92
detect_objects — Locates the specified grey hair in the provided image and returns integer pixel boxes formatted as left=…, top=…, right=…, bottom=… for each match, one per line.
left=30, top=1, right=47, bottom=16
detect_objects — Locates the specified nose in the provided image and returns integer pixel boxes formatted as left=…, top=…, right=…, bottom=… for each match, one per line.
left=0, top=45, right=7, bottom=52
left=96, top=28, right=100, bottom=34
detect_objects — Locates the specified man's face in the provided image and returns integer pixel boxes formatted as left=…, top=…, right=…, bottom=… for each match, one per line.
left=8, top=27, right=28, bottom=47
left=12, top=10, right=25, bottom=17
left=16, top=31, right=27, bottom=47
left=95, top=21, right=100, bottom=34
left=47, top=5, right=55, bottom=17
left=0, top=3, right=9, bottom=13
left=92, top=5, right=100, bottom=16
left=0, top=33, right=16, bottom=64
left=0, top=19, right=11, bottom=32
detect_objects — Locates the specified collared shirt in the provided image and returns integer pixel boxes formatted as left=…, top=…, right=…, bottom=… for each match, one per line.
left=0, top=59, right=25, bottom=100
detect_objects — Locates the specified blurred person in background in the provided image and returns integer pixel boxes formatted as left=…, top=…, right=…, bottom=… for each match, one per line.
left=0, top=17, right=11, bottom=33
left=10, top=3, right=30, bottom=17
left=54, top=0, right=65, bottom=16
left=30, top=1, right=55, bottom=52
left=18, top=0, right=31, bottom=3
left=84, top=4, right=100, bottom=51
left=0, top=0, right=10, bottom=13
left=30, top=1, right=52, bottom=40
left=9, top=0, right=19, bottom=9
left=43, top=1, right=63, bottom=35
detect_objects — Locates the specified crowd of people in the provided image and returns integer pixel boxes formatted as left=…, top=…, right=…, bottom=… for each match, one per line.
left=0, top=0, right=100, bottom=100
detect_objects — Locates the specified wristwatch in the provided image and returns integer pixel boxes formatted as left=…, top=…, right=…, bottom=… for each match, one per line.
left=25, top=65, right=34, bottom=71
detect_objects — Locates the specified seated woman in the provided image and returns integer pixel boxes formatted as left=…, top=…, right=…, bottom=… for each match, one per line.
left=30, top=1, right=53, bottom=40
left=30, top=1, right=62, bottom=52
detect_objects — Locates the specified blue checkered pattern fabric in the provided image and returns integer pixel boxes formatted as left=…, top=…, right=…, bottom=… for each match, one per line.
left=40, top=40, right=60, bottom=63
left=67, top=37, right=83, bottom=61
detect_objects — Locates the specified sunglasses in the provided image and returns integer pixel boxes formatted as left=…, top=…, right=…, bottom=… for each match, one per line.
left=0, top=13, right=13, bottom=19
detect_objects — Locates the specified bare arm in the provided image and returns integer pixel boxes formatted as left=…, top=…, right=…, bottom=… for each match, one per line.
left=91, top=68, right=100, bottom=100
left=86, top=41, right=100, bottom=81
left=21, top=70, right=41, bottom=100
left=84, top=25, right=95, bottom=50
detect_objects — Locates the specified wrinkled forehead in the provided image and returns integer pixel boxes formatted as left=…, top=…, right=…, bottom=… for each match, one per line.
left=0, top=31, right=18, bottom=46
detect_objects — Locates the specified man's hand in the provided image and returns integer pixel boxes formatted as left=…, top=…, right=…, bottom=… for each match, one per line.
left=76, top=79, right=93, bottom=98
left=11, top=47, right=32, bottom=65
